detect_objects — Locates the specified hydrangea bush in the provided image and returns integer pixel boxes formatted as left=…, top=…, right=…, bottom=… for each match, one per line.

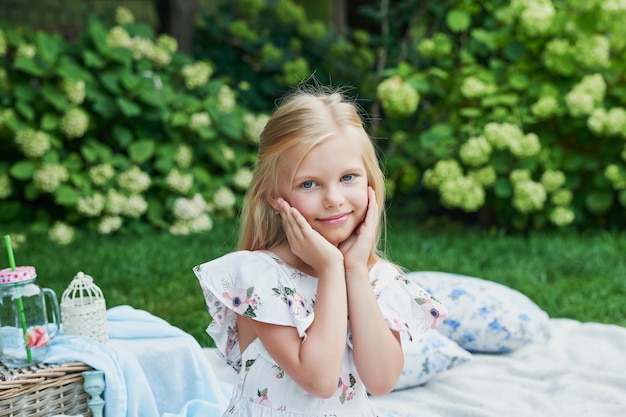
left=0, top=8, right=262, bottom=244
left=371, top=0, right=626, bottom=230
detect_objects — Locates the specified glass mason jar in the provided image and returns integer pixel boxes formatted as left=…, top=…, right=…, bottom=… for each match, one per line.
left=0, top=266, right=61, bottom=367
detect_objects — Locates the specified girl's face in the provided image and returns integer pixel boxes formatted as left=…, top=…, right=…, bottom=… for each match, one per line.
left=276, top=135, right=369, bottom=245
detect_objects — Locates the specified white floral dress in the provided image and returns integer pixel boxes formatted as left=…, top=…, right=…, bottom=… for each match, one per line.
left=193, top=250, right=446, bottom=417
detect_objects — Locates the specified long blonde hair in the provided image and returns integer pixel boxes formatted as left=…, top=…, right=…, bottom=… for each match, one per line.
left=238, top=85, right=388, bottom=263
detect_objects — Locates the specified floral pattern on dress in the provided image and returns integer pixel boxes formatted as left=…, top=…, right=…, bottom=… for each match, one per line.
left=272, top=284, right=312, bottom=319
left=222, top=286, right=261, bottom=318
left=336, top=372, right=357, bottom=404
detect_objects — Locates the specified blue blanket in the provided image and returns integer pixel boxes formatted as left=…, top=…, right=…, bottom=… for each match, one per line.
left=47, top=305, right=230, bottom=417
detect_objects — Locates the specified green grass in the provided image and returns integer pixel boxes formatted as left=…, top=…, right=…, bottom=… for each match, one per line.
left=4, top=215, right=625, bottom=347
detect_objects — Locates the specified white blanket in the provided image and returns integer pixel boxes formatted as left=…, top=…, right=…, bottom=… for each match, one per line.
left=205, top=319, right=626, bottom=417
left=370, top=319, right=626, bottom=417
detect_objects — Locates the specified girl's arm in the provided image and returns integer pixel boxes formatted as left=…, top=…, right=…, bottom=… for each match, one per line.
left=245, top=261, right=347, bottom=398
left=246, top=198, right=348, bottom=398
left=340, top=187, right=404, bottom=395
left=346, top=270, right=404, bottom=396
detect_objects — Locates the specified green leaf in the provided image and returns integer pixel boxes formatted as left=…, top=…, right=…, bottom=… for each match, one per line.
left=419, top=124, right=454, bottom=150
left=41, top=84, right=70, bottom=111
left=116, top=97, right=141, bottom=117
left=494, top=177, right=512, bottom=198
left=446, top=9, right=471, bottom=33
left=87, top=15, right=110, bottom=55
left=13, top=83, right=37, bottom=101
left=504, top=41, right=526, bottom=61
left=40, top=113, right=59, bottom=131
left=54, top=185, right=81, bottom=206
left=129, top=140, right=156, bottom=163
left=459, top=107, right=483, bottom=118
left=100, top=72, right=122, bottom=94
left=10, top=160, right=38, bottom=180
left=13, top=56, right=46, bottom=77
left=36, top=31, right=62, bottom=65
left=120, top=73, right=141, bottom=91
left=0, top=201, right=21, bottom=220
left=112, top=125, right=134, bottom=147
left=15, top=101, right=35, bottom=121
left=83, top=50, right=105, bottom=68
left=471, top=29, right=495, bottom=50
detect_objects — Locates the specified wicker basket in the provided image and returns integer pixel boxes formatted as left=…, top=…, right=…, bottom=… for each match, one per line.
left=0, top=361, right=93, bottom=416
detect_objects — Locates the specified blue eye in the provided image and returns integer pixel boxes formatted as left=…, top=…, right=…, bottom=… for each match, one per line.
left=301, top=181, right=314, bottom=189
left=342, top=174, right=355, bottom=181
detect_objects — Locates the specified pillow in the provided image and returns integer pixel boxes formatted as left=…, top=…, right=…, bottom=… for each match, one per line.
left=394, top=329, right=472, bottom=391
left=407, top=271, right=549, bottom=353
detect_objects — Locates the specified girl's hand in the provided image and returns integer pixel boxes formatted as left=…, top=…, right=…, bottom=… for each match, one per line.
left=277, top=198, right=343, bottom=274
left=339, top=186, right=378, bottom=271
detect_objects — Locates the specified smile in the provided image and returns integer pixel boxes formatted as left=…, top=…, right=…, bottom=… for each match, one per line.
left=319, top=213, right=350, bottom=226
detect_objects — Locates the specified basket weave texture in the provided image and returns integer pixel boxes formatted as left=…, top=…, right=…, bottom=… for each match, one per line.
left=0, top=361, right=93, bottom=416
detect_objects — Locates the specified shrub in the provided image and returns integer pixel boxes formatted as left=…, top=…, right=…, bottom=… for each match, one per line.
left=0, top=8, right=262, bottom=243
left=370, top=0, right=626, bottom=230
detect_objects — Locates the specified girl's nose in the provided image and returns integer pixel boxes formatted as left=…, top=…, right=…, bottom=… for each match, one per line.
left=323, top=185, right=344, bottom=208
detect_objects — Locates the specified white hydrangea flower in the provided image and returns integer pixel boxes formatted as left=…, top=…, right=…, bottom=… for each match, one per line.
left=33, top=164, right=69, bottom=192
left=531, top=96, right=559, bottom=119
left=213, top=187, right=236, bottom=211
left=512, top=180, right=547, bottom=213
left=61, top=79, right=86, bottom=105
left=244, top=113, right=270, bottom=142
left=77, top=193, right=106, bottom=217
left=222, top=146, right=235, bottom=162
left=509, top=168, right=532, bottom=184
left=105, top=189, right=127, bottom=215
left=440, top=176, right=485, bottom=212
left=605, top=107, right=626, bottom=136
left=106, top=26, right=132, bottom=49
left=540, top=170, right=566, bottom=192
left=587, top=108, right=608, bottom=135
left=166, top=169, right=194, bottom=194
left=604, top=164, right=626, bottom=189
left=574, top=34, right=610, bottom=68
left=0, top=174, right=11, bottom=198
left=14, top=129, right=51, bottom=158
left=469, top=166, right=497, bottom=187
left=17, top=44, right=36, bottom=58
left=48, top=221, right=74, bottom=245
left=60, top=108, right=90, bottom=138
left=551, top=189, right=573, bottom=206
left=518, top=0, right=556, bottom=36
left=157, top=34, right=178, bottom=54
left=117, top=166, right=151, bottom=193
left=115, top=6, right=135, bottom=25
left=565, top=74, right=606, bottom=118
left=483, top=122, right=521, bottom=151
left=181, top=62, right=214, bottom=90
left=233, top=168, right=254, bottom=190
left=98, top=215, right=123, bottom=235
left=190, top=112, right=211, bottom=131
left=422, top=159, right=464, bottom=189
left=175, top=145, right=193, bottom=168
left=460, top=76, right=496, bottom=99
left=460, top=135, right=492, bottom=167
left=509, top=132, right=541, bottom=157
left=173, top=194, right=207, bottom=221
left=217, top=85, right=236, bottom=113
left=549, top=206, right=575, bottom=226
left=376, top=76, right=420, bottom=118
left=89, top=164, right=115, bottom=186
left=122, top=194, right=148, bottom=218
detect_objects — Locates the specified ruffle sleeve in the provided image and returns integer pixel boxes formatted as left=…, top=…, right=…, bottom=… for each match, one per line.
left=193, top=251, right=316, bottom=370
left=371, top=261, right=448, bottom=342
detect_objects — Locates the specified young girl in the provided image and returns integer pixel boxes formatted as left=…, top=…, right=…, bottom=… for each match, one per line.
left=194, top=85, right=446, bottom=416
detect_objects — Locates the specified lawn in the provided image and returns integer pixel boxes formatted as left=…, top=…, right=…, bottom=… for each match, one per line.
left=4, top=212, right=625, bottom=347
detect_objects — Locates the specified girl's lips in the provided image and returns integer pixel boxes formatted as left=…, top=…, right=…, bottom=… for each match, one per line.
left=319, top=213, right=350, bottom=226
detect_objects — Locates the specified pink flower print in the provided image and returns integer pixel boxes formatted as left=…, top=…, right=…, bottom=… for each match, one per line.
left=223, top=288, right=249, bottom=314
left=26, top=326, right=50, bottom=349
left=254, top=388, right=271, bottom=407
left=335, top=372, right=357, bottom=404
left=286, top=292, right=307, bottom=317
left=417, top=297, right=443, bottom=329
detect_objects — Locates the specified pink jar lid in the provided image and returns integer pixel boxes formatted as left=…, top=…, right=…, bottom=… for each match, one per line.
left=0, top=266, right=37, bottom=283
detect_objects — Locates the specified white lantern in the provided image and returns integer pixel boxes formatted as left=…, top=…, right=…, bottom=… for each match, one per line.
left=61, top=271, right=109, bottom=344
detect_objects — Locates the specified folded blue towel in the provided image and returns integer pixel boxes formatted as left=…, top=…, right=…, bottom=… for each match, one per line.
left=47, top=305, right=230, bottom=417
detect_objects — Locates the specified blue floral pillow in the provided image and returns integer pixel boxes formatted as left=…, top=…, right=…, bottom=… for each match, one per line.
left=394, top=329, right=472, bottom=391
left=407, top=271, right=549, bottom=353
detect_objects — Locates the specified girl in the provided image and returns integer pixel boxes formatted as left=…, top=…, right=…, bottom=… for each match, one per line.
left=194, top=85, right=446, bottom=416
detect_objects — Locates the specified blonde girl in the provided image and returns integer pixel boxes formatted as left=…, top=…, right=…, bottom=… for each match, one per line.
left=194, top=85, right=445, bottom=417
